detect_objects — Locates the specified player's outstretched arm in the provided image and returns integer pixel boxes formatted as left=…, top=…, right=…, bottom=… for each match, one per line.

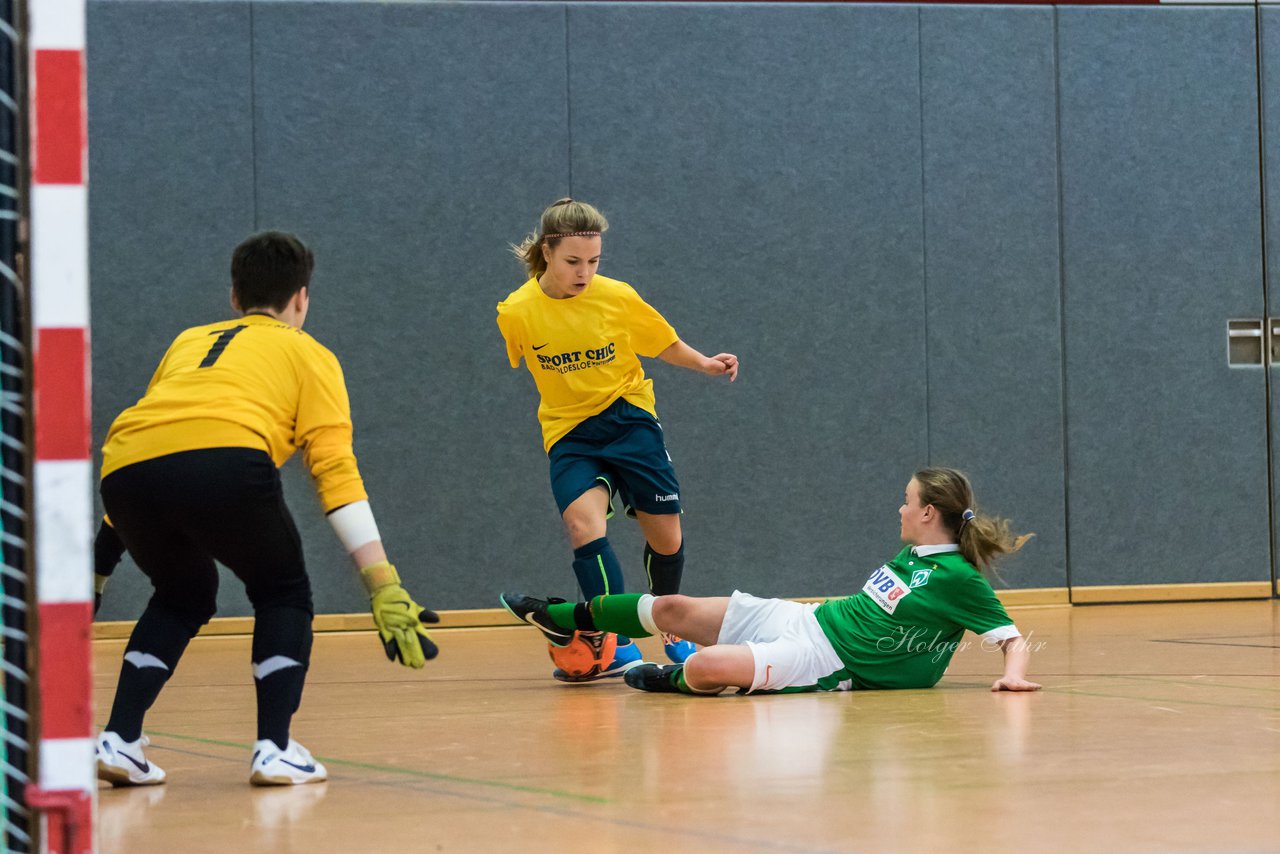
left=329, top=501, right=440, bottom=668
left=657, top=339, right=738, bottom=382
left=991, top=635, right=1041, bottom=692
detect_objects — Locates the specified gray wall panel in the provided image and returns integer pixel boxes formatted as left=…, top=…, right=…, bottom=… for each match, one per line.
left=1260, top=7, right=1280, bottom=592
left=86, top=1, right=1280, bottom=620
left=249, top=2, right=572, bottom=613
left=88, top=0, right=257, bottom=620
left=1059, top=8, right=1269, bottom=587
left=569, top=5, right=926, bottom=599
left=920, top=8, right=1065, bottom=590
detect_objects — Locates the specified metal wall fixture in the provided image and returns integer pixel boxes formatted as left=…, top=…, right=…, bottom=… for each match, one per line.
left=1225, top=318, right=1280, bottom=366
left=1229, top=319, right=1264, bottom=366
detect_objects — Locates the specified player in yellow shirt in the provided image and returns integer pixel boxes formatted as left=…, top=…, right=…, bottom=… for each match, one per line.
left=93, top=232, right=436, bottom=787
left=497, top=198, right=738, bottom=680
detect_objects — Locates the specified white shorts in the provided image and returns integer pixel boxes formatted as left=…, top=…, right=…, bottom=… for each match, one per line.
left=717, top=591, right=848, bottom=693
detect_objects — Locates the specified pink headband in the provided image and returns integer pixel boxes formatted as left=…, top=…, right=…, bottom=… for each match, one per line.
left=543, top=231, right=601, bottom=240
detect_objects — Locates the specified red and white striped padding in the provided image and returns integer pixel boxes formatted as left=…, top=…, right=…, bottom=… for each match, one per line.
left=28, top=0, right=93, bottom=851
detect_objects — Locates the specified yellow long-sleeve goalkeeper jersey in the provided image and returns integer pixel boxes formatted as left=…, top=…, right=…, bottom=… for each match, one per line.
left=100, top=314, right=367, bottom=512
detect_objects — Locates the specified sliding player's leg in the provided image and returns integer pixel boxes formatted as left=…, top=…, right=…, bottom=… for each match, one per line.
left=501, top=592, right=731, bottom=648
left=625, top=643, right=755, bottom=695
left=628, top=592, right=849, bottom=697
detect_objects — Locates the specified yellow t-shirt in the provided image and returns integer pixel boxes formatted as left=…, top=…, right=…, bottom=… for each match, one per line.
left=496, top=275, right=679, bottom=452
left=100, top=314, right=367, bottom=512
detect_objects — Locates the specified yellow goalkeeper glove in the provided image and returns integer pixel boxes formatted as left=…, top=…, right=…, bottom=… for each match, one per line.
left=359, top=561, right=439, bottom=668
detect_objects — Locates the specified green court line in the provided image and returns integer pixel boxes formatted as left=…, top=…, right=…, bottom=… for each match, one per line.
left=1102, top=674, right=1280, bottom=695
left=137, top=727, right=610, bottom=804
left=1043, top=687, right=1280, bottom=712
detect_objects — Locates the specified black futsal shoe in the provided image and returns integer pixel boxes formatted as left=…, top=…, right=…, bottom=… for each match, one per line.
left=623, top=663, right=685, bottom=693
left=499, top=593, right=574, bottom=647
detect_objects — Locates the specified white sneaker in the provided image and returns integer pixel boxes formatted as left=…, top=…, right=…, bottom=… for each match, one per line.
left=96, top=732, right=166, bottom=787
left=249, top=739, right=327, bottom=786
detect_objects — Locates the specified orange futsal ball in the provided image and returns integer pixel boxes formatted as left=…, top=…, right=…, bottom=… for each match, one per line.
left=548, top=631, right=618, bottom=679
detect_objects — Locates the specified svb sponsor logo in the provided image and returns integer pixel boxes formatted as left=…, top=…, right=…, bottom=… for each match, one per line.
left=862, top=565, right=911, bottom=614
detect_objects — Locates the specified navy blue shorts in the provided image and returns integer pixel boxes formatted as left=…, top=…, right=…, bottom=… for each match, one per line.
left=548, top=398, right=682, bottom=517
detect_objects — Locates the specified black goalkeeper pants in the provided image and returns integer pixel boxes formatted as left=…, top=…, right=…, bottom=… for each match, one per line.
left=100, top=447, right=313, bottom=630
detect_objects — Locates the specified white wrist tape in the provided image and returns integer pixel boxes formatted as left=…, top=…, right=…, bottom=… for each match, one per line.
left=327, top=500, right=382, bottom=553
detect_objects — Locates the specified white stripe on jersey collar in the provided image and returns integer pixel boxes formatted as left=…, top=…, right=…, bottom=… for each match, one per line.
left=911, top=543, right=959, bottom=557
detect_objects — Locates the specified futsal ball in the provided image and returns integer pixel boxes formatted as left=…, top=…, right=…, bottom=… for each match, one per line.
left=548, top=631, right=618, bottom=678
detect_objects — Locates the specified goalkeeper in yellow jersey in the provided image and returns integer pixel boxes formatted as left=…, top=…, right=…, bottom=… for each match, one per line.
left=92, top=231, right=436, bottom=788
left=497, top=198, right=738, bottom=681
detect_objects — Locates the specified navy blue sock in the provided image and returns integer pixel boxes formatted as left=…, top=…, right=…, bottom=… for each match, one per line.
left=644, top=541, right=685, bottom=595
left=572, top=537, right=631, bottom=645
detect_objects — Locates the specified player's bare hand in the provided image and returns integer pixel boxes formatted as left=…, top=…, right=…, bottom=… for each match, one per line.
left=991, top=677, right=1041, bottom=692
left=706, top=353, right=738, bottom=382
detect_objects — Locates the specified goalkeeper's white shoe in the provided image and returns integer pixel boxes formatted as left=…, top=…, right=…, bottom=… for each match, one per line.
left=96, top=731, right=166, bottom=787
left=249, top=739, right=327, bottom=786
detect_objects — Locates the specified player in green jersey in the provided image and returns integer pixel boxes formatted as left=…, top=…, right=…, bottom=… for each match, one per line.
left=502, top=467, right=1041, bottom=695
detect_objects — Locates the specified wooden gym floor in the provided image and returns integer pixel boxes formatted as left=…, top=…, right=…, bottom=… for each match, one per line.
left=93, top=600, right=1280, bottom=853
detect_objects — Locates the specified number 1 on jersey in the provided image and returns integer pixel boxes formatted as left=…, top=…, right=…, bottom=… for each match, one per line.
left=200, top=325, right=248, bottom=368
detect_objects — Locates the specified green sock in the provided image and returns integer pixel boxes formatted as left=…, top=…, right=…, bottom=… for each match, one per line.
left=587, top=593, right=652, bottom=639
left=674, top=666, right=723, bottom=696
left=673, top=666, right=695, bottom=694
left=547, top=593, right=654, bottom=638
left=546, top=601, right=579, bottom=631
